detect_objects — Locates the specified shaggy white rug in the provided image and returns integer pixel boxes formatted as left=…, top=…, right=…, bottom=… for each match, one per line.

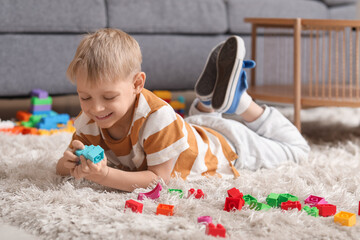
left=1, top=106, right=360, bottom=240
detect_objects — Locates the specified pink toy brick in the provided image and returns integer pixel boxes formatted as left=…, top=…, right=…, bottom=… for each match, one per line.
left=304, top=195, right=328, bottom=207
left=206, top=223, right=226, bottom=238
left=227, top=187, right=243, bottom=199
left=316, top=204, right=336, bottom=217
left=197, top=216, right=212, bottom=224
left=137, top=183, right=162, bottom=200
left=125, top=199, right=143, bottom=213
left=281, top=200, right=302, bottom=211
left=31, top=88, right=48, bottom=98
left=188, top=188, right=205, bottom=199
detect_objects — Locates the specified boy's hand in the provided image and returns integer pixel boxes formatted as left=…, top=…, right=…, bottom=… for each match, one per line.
left=62, top=140, right=86, bottom=171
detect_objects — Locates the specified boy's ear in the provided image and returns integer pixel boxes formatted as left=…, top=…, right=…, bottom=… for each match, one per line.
left=133, top=72, right=146, bottom=94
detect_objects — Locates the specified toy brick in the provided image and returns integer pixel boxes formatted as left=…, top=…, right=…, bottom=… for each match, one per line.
left=168, top=189, right=184, bottom=198
left=22, top=127, right=38, bottom=135
left=304, top=195, right=328, bottom=207
left=266, top=193, right=280, bottom=207
left=224, top=197, right=244, bottom=212
left=138, top=182, right=162, bottom=200
left=153, top=90, right=172, bottom=103
left=198, top=216, right=212, bottom=224
left=227, top=187, right=243, bottom=199
left=281, top=200, right=302, bottom=211
left=30, top=104, right=51, bottom=112
left=125, top=199, right=143, bottom=213
left=278, top=194, right=298, bottom=207
left=243, top=194, right=257, bottom=205
left=16, top=111, right=31, bottom=121
left=188, top=188, right=205, bottom=199
left=32, top=110, right=53, bottom=115
left=156, top=204, right=174, bottom=216
left=334, top=211, right=356, bottom=227
left=316, top=204, right=337, bottom=217
left=206, top=223, right=226, bottom=238
left=21, top=121, right=35, bottom=128
left=75, top=145, right=104, bottom=164
left=38, top=129, right=51, bottom=135
left=10, top=126, right=24, bottom=134
left=31, top=89, right=48, bottom=98
left=31, top=96, right=53, bottom=105
left=302, top=205, right=319, bottom=217
left=249, top=201, right=272, bottom=211
left=170, top=101, right=186, bottom=109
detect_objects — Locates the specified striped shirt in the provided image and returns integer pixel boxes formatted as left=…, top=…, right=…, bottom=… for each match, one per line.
left=70, top=89, right=239, bottom=180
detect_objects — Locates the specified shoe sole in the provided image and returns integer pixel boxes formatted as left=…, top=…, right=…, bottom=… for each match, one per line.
left=195, top=42, right=223, bottom=101
left=212, top=36, right=245, bottom=112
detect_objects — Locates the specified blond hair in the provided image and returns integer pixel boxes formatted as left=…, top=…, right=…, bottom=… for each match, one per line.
left=67, top=28, right=142, bottom=84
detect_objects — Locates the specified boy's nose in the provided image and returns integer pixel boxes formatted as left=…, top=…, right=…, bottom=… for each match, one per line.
left=92, top=102, right=106, bottom=112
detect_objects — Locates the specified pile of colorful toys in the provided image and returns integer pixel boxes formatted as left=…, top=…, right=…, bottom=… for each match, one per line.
left=123, top=185, right=359, bottom=238
left=0, top=89, right=75, bottom=135
left=57, top=144, right=360, bottom=237
left=153, top=90, right=186, bottom=117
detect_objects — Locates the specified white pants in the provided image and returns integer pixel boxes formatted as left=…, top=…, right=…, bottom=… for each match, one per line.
left=185, top=99, right=310, bottom=171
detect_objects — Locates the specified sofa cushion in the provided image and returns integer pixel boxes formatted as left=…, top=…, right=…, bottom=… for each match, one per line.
left=107, top=0, right=227, bottom=34
left=330, top=4, right=358, bottom=19
left=0, top=0, right=106, bottom=32
left=320, top=0, right=357, bottom=6
left=228, top=0, right=329, bottom=34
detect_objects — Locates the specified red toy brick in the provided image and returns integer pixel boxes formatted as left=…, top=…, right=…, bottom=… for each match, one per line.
left=227, top=187, right=243, bottom=199
left=125, top=199, right=143, bottom=213
left=358, top=201, right=360, bottom=216
left=316, top=204, right=337, bottom=217
left=188, top=188, right=205, bottom=199
left=224, top=197, right=245, bottom=212
left=281, top=200, right=302, bottom=211
left=206, top=223, right=226, bottom=238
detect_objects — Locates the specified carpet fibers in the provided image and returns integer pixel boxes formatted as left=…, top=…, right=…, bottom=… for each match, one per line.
left=1, top=107, right=360, bottom=239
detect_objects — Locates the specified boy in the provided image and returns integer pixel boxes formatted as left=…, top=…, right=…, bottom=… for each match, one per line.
left=56, top=29, right=309, bottom=192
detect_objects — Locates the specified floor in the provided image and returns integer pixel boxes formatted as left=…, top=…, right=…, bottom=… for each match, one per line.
left=0, top=223, right=38, bottom=240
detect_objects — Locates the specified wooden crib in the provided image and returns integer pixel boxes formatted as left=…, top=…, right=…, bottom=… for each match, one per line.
left=244, top=18, right=360, bottom=131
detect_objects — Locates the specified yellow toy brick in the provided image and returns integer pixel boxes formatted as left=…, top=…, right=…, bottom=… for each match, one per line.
left=38, top=129, right=50, bottom=135
left=334, top=211, right=356, bottom=227
left=153, top=90, right=172, bottom=102
left=170, top=101, right=186, bottom=109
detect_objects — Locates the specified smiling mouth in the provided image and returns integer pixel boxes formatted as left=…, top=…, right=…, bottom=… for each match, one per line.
left=95, top=112, right=113, bottom=120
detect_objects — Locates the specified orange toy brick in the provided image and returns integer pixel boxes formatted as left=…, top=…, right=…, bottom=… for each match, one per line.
left=281, top=200, right=301, bottom=211
left=16, top=111, right=31, bottom=121
left=22, top=127, right=38, bottom=135
left=125, top=199, right=143, bottom=213
left=316, top=204, right=337, bottom=217
left=156, top=204, right=174, bottom=216
left=206, top=223, right=226, bottom=238
left=334, top=211, right=356, bottom=227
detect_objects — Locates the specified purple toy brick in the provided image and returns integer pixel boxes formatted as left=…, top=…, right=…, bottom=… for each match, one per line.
left=304, top=195, right=328, bottom=207
left=198, top=216, right=212, bottom=224
left=31, top=89, right=48, bottom=99
left=30, top=104, right=51, bottom=112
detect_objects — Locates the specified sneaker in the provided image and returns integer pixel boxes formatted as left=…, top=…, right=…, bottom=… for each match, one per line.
left=194, top=42, right=224, bottom=107
left=211, top=36, right=254, bottom=113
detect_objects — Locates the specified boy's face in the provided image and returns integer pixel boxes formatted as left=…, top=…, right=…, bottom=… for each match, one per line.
left=76, top=68, right=142, bottom=130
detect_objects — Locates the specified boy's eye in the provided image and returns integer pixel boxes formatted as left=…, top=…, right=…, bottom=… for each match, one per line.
left=104, top=96, right=116, bottom=100
left=80, top=97, right=91, bottom=101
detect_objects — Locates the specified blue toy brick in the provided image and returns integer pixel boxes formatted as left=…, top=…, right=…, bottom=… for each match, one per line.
left=39, top=113, right=70, bottom=125
left=75, top=145, right=104, bottom=164
left=32, top=110, right=53, bottom=115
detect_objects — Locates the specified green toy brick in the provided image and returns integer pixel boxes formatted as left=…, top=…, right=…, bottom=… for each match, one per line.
left=168, top=189, right=184, bottom=198
left=302, top=205, right=319, bottom=217
left=249, top=201, right=271, bottom=211
left=21, top=121, right=35, bottom=127
left=31, top=96, right=53, bottom=105
left=277, top=194, right=298, bottom=207
left=266, top=193, right=280, bottom=207
left=243, top=194, right=257, bottom=205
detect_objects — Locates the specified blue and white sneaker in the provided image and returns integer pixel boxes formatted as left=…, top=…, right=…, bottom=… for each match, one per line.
left=211, top=36, right=256, bottom=114
left=194, top=42, right=224, bottom=108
